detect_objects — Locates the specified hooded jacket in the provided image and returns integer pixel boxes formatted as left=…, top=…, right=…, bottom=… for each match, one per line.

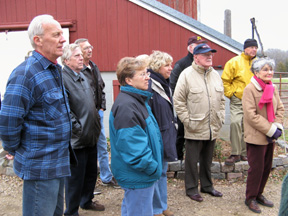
left=221, top=52, right=256, bottom=100
left=242, top=77, right=284, bottom=145
left=63, top=65, right=101, bottom=149
left=173, top=61, right=225, bottom=140
left=109, top=85, right=163, bottom=189
left=147, top=69, right=178, bottom=162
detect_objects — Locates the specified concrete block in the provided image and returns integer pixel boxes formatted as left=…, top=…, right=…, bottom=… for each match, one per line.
left=227, top=172, right=243, bottom=180
left=176, top=171, right=185, bottom=180
left=235, top=161, right=249, bottom=172
left=279, top=155, right=288, bottom=165
left=166, top=171, right=175, bottom=178
left=221, top=162, right=234, bottom=173
left=211, top=161, right=221, bottom=173
left=168, top=161, right=182, bottom=172
left=5, top=167, right=16, bottom=176
left=273, top=157, right=283, bottom=167
left=211, top=172, right=225, bottom=180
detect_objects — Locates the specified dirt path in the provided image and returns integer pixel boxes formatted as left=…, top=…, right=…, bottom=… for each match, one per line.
left=0, top=174, right=284, bottom=216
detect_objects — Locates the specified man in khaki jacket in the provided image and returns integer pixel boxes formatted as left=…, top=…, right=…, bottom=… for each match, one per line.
left=173, top=44, right=225, bottom=203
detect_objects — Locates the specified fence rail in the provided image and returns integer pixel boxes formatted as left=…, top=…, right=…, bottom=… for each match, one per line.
left=273, top=72, right=288, bottom=108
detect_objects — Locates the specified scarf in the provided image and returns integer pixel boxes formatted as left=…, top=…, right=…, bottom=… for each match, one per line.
left=253, top=75, right=275, bottom=122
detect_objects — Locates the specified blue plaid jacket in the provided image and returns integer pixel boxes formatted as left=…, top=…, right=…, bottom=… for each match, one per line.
left=0, top=51, right=72, bottom=180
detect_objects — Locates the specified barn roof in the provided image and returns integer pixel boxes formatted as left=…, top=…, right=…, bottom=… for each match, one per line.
left=131, top=0, right=243, bottom=54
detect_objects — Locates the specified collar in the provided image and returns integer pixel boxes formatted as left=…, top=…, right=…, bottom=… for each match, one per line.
left=192, top=61, right=213, bottom=74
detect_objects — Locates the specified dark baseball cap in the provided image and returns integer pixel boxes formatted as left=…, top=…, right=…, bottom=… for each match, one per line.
left=193, top=43, right=217, bottom=55
left=187, top=36, right=207, bottom=46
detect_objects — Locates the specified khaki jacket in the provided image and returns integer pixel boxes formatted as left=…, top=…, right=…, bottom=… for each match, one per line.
left=173, top=62, right=225, bottom=140
left=221, top=52, right=255, bottom=99
left=242, top=77, right=284, bottom=145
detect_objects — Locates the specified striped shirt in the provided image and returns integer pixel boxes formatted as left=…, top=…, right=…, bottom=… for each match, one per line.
left=0, top=51, right=72, bottom=180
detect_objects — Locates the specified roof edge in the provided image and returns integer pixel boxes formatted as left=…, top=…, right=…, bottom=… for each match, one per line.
left=129, top=0, right=243, bottom=54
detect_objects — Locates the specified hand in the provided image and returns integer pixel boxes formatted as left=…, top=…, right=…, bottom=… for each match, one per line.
left=5, top=154, right=14, bottom=160
left=266, top=136, right=274, bottom=143
left=272, top=128, right=282, bottom=140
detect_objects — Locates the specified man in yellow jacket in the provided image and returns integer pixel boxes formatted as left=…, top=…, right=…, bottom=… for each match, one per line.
left=221, top=39, right=258, bottom=166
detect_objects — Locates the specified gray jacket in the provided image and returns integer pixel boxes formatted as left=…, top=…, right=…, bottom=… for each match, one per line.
left=63, top=65, right=101, bottom=149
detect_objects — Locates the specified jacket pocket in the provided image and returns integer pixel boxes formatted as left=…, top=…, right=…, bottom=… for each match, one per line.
left=215, top=86, right=224, bottom=93
left=188, top=88, right=203, bottom=103
left=188, top=113, right=205, bottom=132
left=43, top=91, right=64, bottom=120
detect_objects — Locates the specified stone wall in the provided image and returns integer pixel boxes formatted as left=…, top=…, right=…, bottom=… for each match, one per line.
left=167, top=155, right=288, bottom=181
left=2, top=144, right=288, bottom=180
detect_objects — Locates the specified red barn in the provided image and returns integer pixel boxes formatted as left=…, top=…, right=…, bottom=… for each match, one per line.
left=0, top=0, right=241, bottom=138
left=0, top=0, right=242, bottom=71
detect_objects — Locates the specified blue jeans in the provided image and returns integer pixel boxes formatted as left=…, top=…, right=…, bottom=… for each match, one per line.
left=121, top=184, right=155, bottom=216
left=153, top=161, right=168, bottom=214
left=97, top=109, right=113, bottom=183
left=23, top=178, right=64, bottom=216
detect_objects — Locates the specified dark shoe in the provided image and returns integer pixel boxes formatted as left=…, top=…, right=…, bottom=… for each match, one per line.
left=82, top=201, right=105, bottom=211
left=245, top=199, right=261, bottom=213
left=102, top=177, right=121, bottom=189
left=256, top=195, right=274, bottom=207
left=225, top=155, right=240, bottom=166
left=187, top=194, right=203, bottom=202
left=241, top=156, right=248, bottom=161
left=201, top=189, right=223, bottom=197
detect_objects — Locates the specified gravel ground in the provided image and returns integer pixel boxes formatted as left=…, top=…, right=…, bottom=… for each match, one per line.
left=0, top=174, right=284, bottom=216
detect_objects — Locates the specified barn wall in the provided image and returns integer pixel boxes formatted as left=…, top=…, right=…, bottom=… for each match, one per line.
left=0, top=0, right=236, bottom=71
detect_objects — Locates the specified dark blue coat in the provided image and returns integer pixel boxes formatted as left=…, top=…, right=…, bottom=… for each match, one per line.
left=148, top=69, right=178, bottom=162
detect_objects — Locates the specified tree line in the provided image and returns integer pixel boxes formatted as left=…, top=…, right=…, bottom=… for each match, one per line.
left=264, top=49, right=288, bottom=75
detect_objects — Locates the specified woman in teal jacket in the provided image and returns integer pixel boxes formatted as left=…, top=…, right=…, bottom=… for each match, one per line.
left=109, top=57, right=163, bottom=216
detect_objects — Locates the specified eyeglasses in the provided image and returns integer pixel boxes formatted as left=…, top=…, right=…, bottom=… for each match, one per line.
left=83, top=46, right=94, bottom=51
left=139, top=72, right=150, bottom=78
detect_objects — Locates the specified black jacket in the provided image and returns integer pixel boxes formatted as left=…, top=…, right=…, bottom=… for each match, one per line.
left=170, top=52, right=194, bottom=93
left=63, top=65, right=101, bottom=149
left=81, top=61, right=106, bottom=110
left=148, top=70, right=178, bottom=162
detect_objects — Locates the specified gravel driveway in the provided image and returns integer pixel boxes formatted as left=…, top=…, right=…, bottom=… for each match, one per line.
left=0, top=174, right=284, bottom=216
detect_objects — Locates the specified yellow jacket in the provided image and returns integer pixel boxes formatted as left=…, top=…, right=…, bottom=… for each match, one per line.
left=221, top=52, right=256, bottom=99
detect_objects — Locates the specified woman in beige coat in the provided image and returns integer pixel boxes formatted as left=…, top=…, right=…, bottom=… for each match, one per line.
left=242, top=58, right=284, bottom=214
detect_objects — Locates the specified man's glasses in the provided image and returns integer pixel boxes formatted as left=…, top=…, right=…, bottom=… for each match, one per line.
left=83, top=46, right=94, bottom=51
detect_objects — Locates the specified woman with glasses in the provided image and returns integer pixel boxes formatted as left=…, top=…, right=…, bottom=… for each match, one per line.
left=109, top=57, right=163, bottom=216
left=146, top=50, right=177, bottom=216
left=242, top=58, right=284, bottom=214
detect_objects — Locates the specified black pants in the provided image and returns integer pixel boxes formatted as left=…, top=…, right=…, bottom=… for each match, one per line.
left=64, top=145, right=98, bottom=215
left=176, top=117, right=185, bottom=160
left=185, top=139, right=215, bottom=195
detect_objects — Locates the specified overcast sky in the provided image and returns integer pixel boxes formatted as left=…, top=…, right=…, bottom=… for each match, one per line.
left=199, top=0, right=288, bottom=51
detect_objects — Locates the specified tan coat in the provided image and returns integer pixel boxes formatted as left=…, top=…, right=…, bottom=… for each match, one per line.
left=173, top=62, right=225, bottom=140
left=242, top=77, right=284, bottom=145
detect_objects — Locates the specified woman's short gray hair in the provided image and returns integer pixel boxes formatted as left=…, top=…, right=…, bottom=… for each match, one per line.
left=61, top=44, right=81, bottom=65
left=251, top=57, right=275, bottom=74
left=28, top=14, right=60, bottom=49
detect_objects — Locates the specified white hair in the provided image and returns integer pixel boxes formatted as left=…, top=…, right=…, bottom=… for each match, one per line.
left=28, top=14, right=60, bottom=48
left=61, top=44, right=81, bottom=65
left=251, top=58, right=275, bottom=74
